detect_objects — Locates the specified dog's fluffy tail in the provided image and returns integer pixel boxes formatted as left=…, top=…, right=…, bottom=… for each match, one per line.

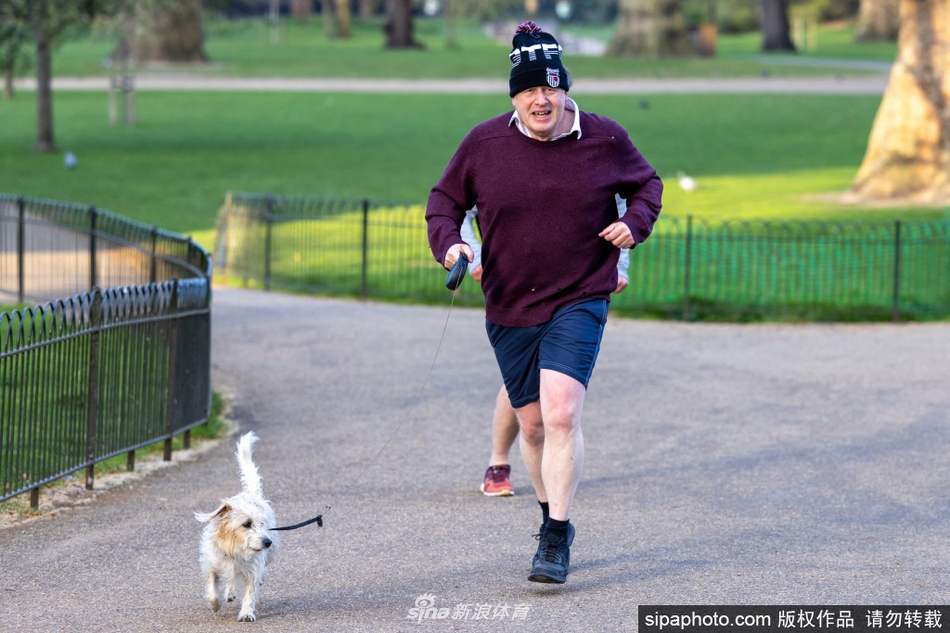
left=236, top=431, right=264, bottom=497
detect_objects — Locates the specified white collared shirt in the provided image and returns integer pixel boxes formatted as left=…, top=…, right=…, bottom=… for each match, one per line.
left=509, top=96, right=582, bottom=141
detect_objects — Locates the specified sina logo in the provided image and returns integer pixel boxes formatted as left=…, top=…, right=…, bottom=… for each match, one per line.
left=407, top=593, right=450, bottom=622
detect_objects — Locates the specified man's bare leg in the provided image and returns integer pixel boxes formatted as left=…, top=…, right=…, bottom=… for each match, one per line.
left=481, top=386, right=521, bottom=496
left=517, top=369, right=586, bottom=515
left=490, top=386, right=520, bottom=466
left=517, top=369, right=585, bottom=583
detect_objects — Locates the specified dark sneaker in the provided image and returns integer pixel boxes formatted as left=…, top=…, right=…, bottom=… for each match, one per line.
left=531, top=524, right=546, bottom=566
left=480, top=465, right=514, bottom=497
left=528, top=523, right=574, bottom=584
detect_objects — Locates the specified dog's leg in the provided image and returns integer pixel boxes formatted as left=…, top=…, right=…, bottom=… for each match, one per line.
left=237, top=578, right=260, bottom=622
left=205, top=571, right=221, bottom=613
left=225, top=579, right=237, bottom=603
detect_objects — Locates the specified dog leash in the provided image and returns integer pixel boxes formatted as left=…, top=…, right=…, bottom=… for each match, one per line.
left=271, top=256, right=470, bottom=533
left=272, top=515, right=323, bottom=531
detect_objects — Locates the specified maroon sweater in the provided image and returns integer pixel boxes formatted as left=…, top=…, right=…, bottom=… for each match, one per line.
left=426, top=111, right=663, bottom=327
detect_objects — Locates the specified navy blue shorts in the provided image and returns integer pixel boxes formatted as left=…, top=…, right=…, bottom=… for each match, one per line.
left=485, top=299, right=609, bottom=409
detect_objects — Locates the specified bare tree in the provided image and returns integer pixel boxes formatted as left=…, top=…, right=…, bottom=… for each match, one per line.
left=856, top=0, right=901, bottom=41
left=847, top=0, right=949, bottom=204
left=384, top=0, right=422, bottom=48
left=760, top=0, right=796, bottom=51
left=607, top=0, right=692, bottom=57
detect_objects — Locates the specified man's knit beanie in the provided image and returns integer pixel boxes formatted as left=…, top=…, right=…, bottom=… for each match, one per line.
left=508, top=21, right=570, bottom=98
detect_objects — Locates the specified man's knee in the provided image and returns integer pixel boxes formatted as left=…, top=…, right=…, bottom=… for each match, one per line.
left=516, top=405, right=544, bottom=443
left=540, top=370, right=585, bottom=429
left=542, top=403, right=582, bottom=435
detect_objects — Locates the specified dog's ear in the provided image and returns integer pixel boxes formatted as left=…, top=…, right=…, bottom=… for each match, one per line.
left=194, top=502, right=231, bottom=523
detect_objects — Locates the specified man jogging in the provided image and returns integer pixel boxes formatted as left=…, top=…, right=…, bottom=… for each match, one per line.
left=426, top=21, right=662, bottom=584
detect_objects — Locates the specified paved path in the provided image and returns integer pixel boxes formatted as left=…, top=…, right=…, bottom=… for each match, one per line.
left=2, top=287, right=949, bottom=632
left=14, top=74, right=890, bottom=95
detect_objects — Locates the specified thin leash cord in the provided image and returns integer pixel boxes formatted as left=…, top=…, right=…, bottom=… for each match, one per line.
left=317, top=290, right=461, bottom=522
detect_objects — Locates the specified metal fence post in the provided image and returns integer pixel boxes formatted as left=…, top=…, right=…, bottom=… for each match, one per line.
left=216, top=192, right=232, bottom=284
left=16, top=196, right=25, bottom=303
left=683, top=215, right=693, bottom=321
left=264, top=197, right=274, bottom=291
left=89, top=206, right=98, bottom=291
left=149, top=227, right=158, bottom=284
left=86, top=288, right=102, bottom=490
left=892, top=219, right=901, bottom=322
left=360, top=199, right=370, bottom=299
left=164, top=279, right=180, bottom=461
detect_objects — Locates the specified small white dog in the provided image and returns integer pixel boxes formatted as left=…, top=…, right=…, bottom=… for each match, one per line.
left=195, top=431, right=279, bottom=622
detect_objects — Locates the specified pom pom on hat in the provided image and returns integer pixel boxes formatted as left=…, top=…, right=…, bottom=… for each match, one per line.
left=508, top=22, right=570, bottom=98
left=515, top=21, right=542, bottom=35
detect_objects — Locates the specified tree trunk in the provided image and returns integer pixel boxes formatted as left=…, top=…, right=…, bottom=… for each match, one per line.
left=760, top=0, right=796, bottom=51
left=336, top=0, right=352, bottom=37
left=4, top=69, right=13, bottom=100
left=444, top=0, right=457, bottom=48
left=359, top=0, right=381, bottom=18
left=384, top=0, right=422, bottom=48
left=34, top=24, right=56, bottom=153
left=124, top=0, right=208, bottom=63
left=291, top=0, right=312, bottom=23
left=848, top=0, right=950, bottom=203
left=856, top=0, right=901, bottom=41
left=322, top=0, right=337, bottom=37
left=607, top=0, right=692, bottom=57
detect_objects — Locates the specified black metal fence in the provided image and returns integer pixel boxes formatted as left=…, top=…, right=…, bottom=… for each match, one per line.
left=0, top=194, right=212, bottom=508
left=215, top=192, right=950, bottom=322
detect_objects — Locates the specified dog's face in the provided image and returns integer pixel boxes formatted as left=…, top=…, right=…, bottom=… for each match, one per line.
left=197, top=495, right=276, bottom=558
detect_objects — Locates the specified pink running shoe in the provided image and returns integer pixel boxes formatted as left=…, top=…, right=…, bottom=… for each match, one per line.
left=481, top=464, right=515, bottom=497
